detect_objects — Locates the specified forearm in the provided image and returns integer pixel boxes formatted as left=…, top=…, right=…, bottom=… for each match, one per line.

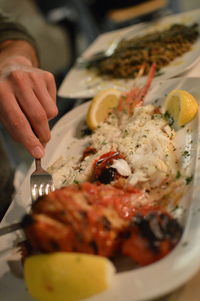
left=0, top=40, right=39, bottom=71
left=0, top=9, right=38, bottom=48
left=0, top=10, right=57, bottom=158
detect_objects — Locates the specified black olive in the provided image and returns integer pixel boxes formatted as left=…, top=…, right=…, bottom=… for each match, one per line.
left=98, top=167, right=117, bottom=184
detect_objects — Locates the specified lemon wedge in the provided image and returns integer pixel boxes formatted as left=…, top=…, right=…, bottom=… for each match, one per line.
left=24, top=252, right=115, bottom=301
left=164, top=89, right=198, bottom=126
left=86, top=88, right=122, bottom=130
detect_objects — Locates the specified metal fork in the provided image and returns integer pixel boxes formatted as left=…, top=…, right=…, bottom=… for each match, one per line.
left=30, top=158, right=55, bottom=202
left=0, top=160, right=54, bottom=237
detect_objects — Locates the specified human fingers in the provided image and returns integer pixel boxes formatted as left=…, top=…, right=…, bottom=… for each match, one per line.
left=14, top=84, right=51, bottom=145
left=33, top=82, right=58, bottom=120
left=0, top=91, right=44, bottom=158
left=44, top=71, right=57, bottom=104
left=10, top=70, right=58, bottom=121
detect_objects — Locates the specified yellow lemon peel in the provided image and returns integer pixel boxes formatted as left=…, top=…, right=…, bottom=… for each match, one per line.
left=164, top=89, right=198, bottom=126
left=86, top=88, right=122, bottom=130
left=24, top=252, right=115, bottom=301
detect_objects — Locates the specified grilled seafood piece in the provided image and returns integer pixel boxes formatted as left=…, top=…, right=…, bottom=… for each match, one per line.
left=23, top=182, right=182, bottom=266
left=122, top=211, right=182, bottom=265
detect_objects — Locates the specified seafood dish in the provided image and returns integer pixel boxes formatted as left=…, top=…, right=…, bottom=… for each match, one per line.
left=1, top=9, right=200, bottom=301
left=1, top=76, right=200, bottom=301
left=24, top=182, right=182, bottom=267
left=22, top=65, right=194, bottom=267
left=87, top=23, right=199, bottom=79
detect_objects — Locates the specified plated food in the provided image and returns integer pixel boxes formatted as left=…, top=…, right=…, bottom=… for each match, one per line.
left=19, top=69, right=198, bottom=301
left=2, top=12, right=200, bottom=301
left=1, top=78, right=200, bottom=301
left=50, top=67, right=196, bottom=204
left=87, top=23, right=199, bottom=79
left=58, top=9, right=200, bottom=98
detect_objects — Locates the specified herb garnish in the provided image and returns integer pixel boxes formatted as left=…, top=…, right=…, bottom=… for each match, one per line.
left=183, top=150, right=190, bottom=158
left=185, top=175, right=193, bottom=185
left=80, top=127, right=92, bottom=137
left=164, top=111, right=174, bottom=126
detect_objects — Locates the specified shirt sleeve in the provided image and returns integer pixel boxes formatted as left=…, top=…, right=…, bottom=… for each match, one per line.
left=0, top=10, right=39, bottom=55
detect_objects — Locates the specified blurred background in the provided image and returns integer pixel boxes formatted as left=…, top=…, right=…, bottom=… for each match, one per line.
left=0, top=0, right=199, bottom=87
left=0, top=0, right=200, bottom=188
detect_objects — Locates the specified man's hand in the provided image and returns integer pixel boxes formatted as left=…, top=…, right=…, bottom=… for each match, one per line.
left=0, top=41, right=58, bottom=158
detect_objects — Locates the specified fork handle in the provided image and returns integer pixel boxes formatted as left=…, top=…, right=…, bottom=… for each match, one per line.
left=35, top=158, right=41, bottom=169
left=0, top=222, right=22, bottom=236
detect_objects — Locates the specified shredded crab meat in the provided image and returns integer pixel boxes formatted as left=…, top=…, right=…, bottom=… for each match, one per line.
left=49, top=63, right=185, bottom=206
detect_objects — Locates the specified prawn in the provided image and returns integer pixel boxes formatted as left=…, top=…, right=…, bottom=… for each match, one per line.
left=118, top=63, right=157, bottom=114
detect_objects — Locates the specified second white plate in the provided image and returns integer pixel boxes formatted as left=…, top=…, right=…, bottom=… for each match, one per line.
left=58, top=9, right=200, bottom=98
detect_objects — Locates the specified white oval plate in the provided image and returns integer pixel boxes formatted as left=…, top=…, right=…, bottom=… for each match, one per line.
left=1, top=77, right=200, bottom=301
left=58, top=9, right=200, bottom=98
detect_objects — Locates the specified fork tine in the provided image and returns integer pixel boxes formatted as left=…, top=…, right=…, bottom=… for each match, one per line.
left=45, top=183, right=55, bottom=194
left=30, top=159, right=54, bottom=202
left=31, top=184, right=39, bottom=201
left=39, top=183, right=45, bottom=197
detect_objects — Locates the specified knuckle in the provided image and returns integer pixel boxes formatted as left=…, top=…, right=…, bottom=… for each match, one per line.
left=9, top=70, right=25, bottom=83
left=29, top=71, right=40, bottom=81
left=23, top=133, right=38, bottom=148
left=31, top=111, right=47, bottom=124
left=46, top=106, right=58, bottom=119
left=45, top=71, right=55, bottom=82
left=11, top=118, right=26, bottom=131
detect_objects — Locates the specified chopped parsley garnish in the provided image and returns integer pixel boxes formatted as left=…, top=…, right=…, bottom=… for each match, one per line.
left=152, top=113, right=163, bottom=119
left=80, top=127, right=92, bottom=137
left=171, top=205, right=179, bottom=212
left=185, top=175, right=193, bottom=185
left=164, top=111, right=174, bottom=126
left=123, top=129, right=128, bottom=137
left=176, top=171, right=181, bottom=179
left=183, top=150, right=190, bottom=158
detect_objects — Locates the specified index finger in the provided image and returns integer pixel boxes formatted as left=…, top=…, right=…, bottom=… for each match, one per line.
left=0, top=94, right=45, bottom=158
left=44, top=71, right=57, bottom=103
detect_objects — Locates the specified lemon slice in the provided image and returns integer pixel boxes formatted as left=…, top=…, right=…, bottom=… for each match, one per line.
left=86, top=88, right=122, bottom=130
left=164, top=89, right=198, bottom=126
left=24, top=252, right=115, bottom=301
